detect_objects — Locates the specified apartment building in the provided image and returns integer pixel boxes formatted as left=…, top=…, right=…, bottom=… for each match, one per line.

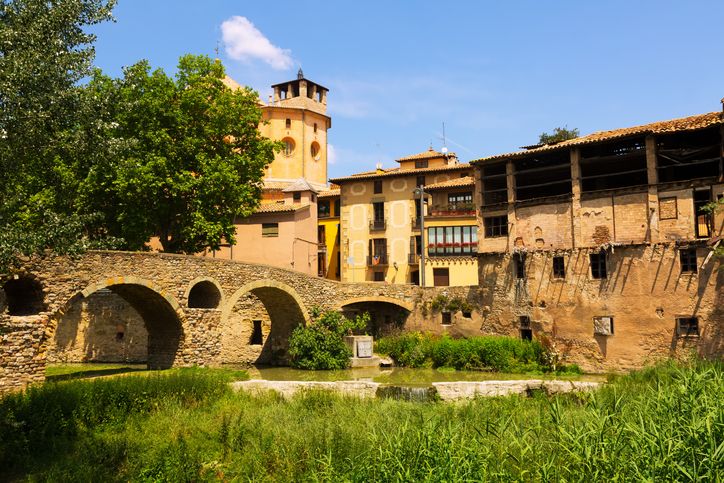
left=472, top=107, right=724, bottom=371
left=331, top=149, right=478, bottom=286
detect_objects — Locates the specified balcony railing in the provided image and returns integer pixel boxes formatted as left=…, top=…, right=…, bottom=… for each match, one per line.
left=369, top=219, right=386, bottom=231
left=318, top=211, right=331, bottom=219
left=429, top=203, right=476, bottom=217
left=411, top=216, right=422, bottom=229
left=317, top=242, right=327, bottom=252
left=367, top=254, right=388, bottom=266
left=408, top=253, right=420, bottom=265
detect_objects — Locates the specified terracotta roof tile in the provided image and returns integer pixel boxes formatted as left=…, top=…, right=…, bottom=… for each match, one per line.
left=396, top=148, right=456, bottom=162
left=263, top=181, right=291, bottom=190
left=330, top=163, right=471, bottom=183
left=252, top=202, right=308, bottom=214
left=472, top=111, right=723, bottom=164
left=424, top=176, right=475, bottom=191
left=318, top=188, right=340, bottom=198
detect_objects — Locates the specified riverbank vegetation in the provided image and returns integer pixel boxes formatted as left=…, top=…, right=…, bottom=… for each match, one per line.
left=1, top=360, right=721, bottom=480
left=288, top=310, right=368, bottom=370
left=375, top=332, right=581, bottom=374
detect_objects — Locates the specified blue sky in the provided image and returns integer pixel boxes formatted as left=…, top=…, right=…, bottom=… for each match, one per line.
left=91, top=1, right=724, bottom=179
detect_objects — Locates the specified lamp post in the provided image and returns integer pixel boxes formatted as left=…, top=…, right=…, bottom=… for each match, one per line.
left=414, top=185, right=426, bottom=287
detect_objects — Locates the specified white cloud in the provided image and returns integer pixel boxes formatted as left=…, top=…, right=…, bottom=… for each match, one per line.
left=327, top=144, right=337, bottom=165
left=221, top=16, right=294, bottom=70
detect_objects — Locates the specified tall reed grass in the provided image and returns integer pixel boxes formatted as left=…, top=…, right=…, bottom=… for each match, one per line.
left=1, top=360, right=721, bottom=481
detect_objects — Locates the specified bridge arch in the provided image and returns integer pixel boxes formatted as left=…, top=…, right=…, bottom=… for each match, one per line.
left=221, top=279, right=310, bottom=365
left=56, top=276, right=185, bottom=369
left=185, top=277, right=224, bottom=309
left=337, top=296, right=413, bottom=337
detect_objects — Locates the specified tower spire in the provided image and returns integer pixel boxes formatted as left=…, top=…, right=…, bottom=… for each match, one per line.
left=297, top=67, right=304, bottom=79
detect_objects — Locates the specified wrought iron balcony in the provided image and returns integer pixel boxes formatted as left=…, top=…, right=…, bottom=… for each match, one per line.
left=411, top=216, right=422, bottom=230
left=369, top=219, right=386, bottom=231
left=408, top=253, right=420, bottom=265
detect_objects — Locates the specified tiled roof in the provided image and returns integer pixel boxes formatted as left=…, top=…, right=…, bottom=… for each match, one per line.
left=396, top=148, right=456, bottom=162
left=424, top=176, right=475, bottom=191
left=252, top=202, right=308, bottom=214
left=330, top=163, right=471, bottom=183
left=472, top=111, right=723, bottom=164
left=282, top=178, right=319, bottom=193
left=318, top=188, right=340, bottom=198
left=263, top=181, right=291, bottom=191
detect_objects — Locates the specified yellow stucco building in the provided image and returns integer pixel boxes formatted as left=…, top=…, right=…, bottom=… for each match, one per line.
left=316, top=186, right=341, bottom=280
left=330, top=149, right=479, bottom=286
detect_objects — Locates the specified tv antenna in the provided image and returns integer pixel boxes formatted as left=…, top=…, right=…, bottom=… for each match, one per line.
left=440, top=122, right=448, bottom=154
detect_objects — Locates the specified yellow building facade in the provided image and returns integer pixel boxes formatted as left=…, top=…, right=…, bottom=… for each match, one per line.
left=316, top=187, right=341, bottom=280
left=331, top=149, right=479, bottom=286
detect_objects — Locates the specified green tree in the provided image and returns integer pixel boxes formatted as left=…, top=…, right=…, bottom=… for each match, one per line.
left=538, top=126, right=579, bottom=145
left=0, top=0, right=116, bottom=270
left=81, top=55, right=278, bottom=253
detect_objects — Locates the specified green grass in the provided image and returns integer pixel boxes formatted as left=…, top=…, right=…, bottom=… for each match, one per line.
left=1, top=360, right=722, bottom=481
left=46, top=363, right=148, bottom=380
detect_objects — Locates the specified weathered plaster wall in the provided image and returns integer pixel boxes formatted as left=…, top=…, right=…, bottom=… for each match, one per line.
left=478, top=244, right=722, bottom=372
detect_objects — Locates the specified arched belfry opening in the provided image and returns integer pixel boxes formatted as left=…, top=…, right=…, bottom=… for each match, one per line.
left=2, top=276, right=46, bottom=316
left=221, top=281, right=308, bottom=365
left=188, top=280, right=222, bottom=309
left=339, top=298, right=412, bottom=337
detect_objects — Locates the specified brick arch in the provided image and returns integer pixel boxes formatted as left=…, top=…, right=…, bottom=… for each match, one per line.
left=67, top=276, right=186, bottom=369
left=221, top=279, right=311, bottom=365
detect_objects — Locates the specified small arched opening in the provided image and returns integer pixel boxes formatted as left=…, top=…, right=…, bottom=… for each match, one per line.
left=2, top=276, right=46, bottom=316
left=188, top=280, right=222, bottom=309
left=221, top=280, right=309, bottom=365
left=339, top=297, right=412, bottom=337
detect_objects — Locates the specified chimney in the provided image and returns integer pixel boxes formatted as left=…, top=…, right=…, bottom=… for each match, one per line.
left=375, top=162, right=384, bottom=174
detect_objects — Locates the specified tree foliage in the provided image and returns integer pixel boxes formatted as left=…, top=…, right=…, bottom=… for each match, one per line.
left=0, top=0, right=116, bottom=270
left=288, top=310, right=369, bottom=370
left=80, top=56, right=278, bottom=253
left=538, top=126, right=579, bottom=145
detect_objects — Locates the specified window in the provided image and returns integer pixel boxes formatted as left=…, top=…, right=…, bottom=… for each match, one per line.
left=427, top=226, right=477, bottom=256
left=285, top=118, right=291, bottom=129
left=590, top=252, right=607, bottom=279
left=250, top=320, right=263, bottom=345
left=314, top=122, right=318, bottom=133
left=373, top=271, right=385, bottom=282
left=448, top=192, right=473, bottom=210
left=593, top=316, right=614, bottom=336
left=318, top=200, right=330, bottom=218
left=433, top=268, right=449, bottom=286
left=293, top=192, right=301, bottom=203
left=482, top=162, right=508, bottom=205
left=694, top=189, right=712, bottom=238
left=373, top=179, right=383, bottom=194
left=262, top=223, right=279, bottom=237
left=373, top=202, right=384, bottom=222
left=283, top=138, right=295, bottom=156
left=484, top=215, right=508, bottom=237
left=552, top=256, right=566, bottom=278
left=676, top=317, right=699, bottom=337
left=514, top=253, right=526, bottom=279
left=462, top=310, right=472, bottom=318
left=416, top=175, right=426, bottom=187
left=519, top=316, right=532, bottom=341
left=369, top=238, right=387, bottom=265
left=334, top=199, right=340, bottom=216
left=310, top=141, right=320, bottom=160
left=441, top=312, right=452, bottom=325
left=679, top=248, right=697, bottom=273
left=415, top=159, right=429, bottom=169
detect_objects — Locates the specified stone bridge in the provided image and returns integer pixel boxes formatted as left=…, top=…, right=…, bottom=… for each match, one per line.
left=0, top=251, right=483, bottom=391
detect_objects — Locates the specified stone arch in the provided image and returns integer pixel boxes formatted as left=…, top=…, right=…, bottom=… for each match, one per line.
left=66, top=276, right=185, bottom=369
left=2, top=275, right=46, bottom=316
left=337, top=296, right=413, bottom=336
left=221, top=279, right=310, bottom=365
left=185, top=277, right=224, bottom=309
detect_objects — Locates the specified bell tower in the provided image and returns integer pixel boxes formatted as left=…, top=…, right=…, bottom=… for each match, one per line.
left=260, top=70, right=332, bottom=192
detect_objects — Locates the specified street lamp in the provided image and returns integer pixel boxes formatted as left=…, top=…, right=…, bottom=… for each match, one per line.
left=413, top=185, right=426, bottom=287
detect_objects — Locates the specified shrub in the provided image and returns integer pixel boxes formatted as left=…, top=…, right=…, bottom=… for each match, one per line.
left=288, top=310, right=368, bottom=370
left=376, top=333, right=545, bottom=372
